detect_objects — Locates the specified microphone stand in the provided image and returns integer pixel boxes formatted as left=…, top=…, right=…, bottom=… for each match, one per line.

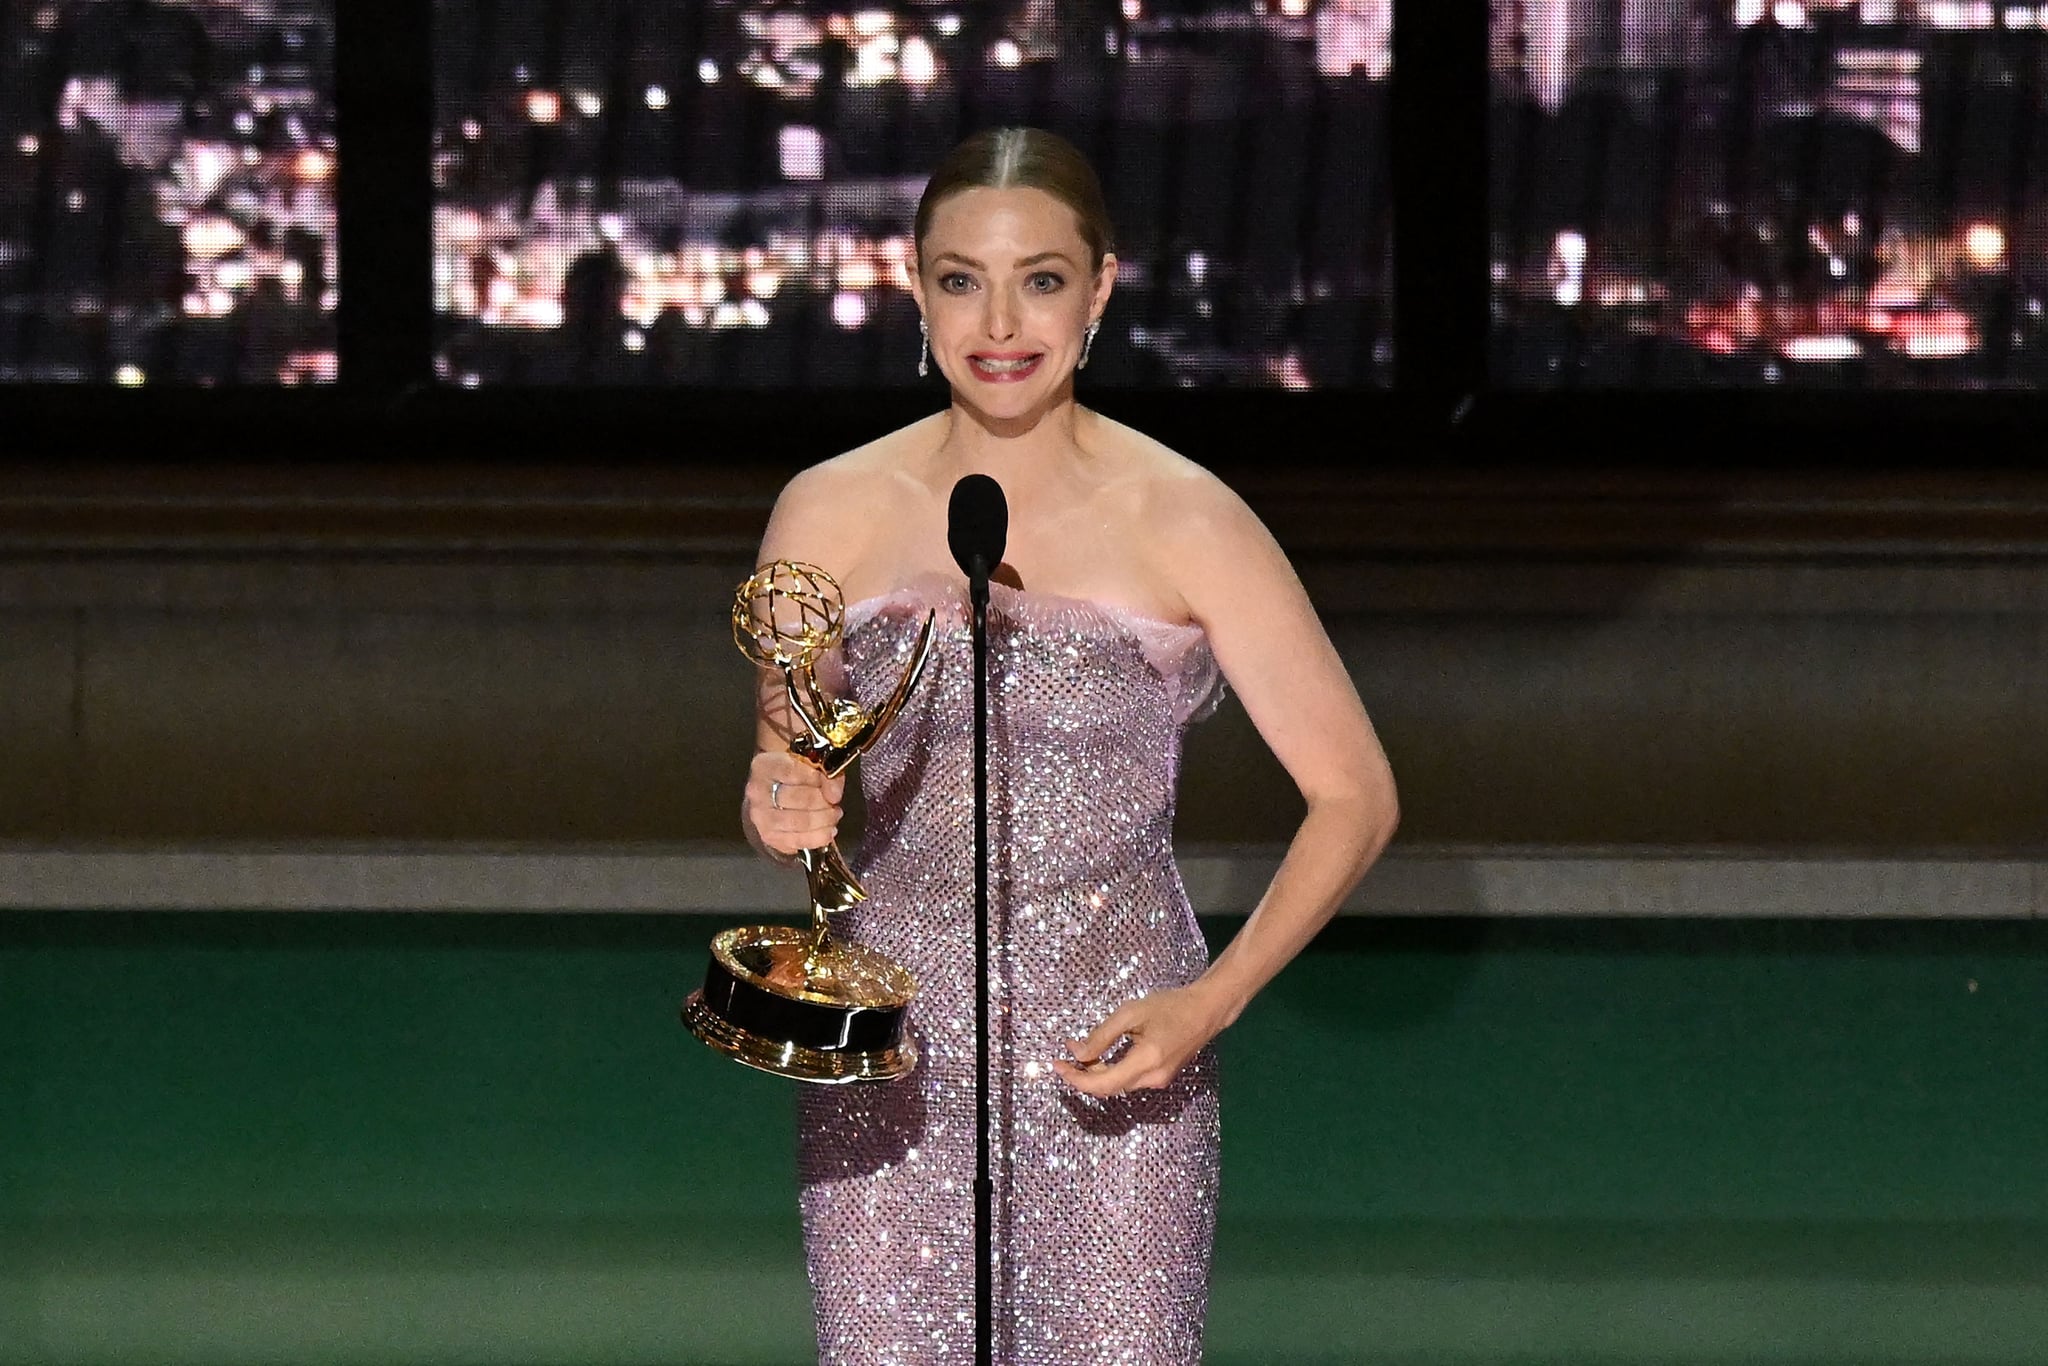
left=968, top=560, right=994, bottom=1366
left=949, top=471, right=1005, bottom=1366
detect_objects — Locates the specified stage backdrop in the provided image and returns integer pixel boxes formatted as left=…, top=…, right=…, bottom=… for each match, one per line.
left=1492, top=1, right=2048, bottom=388
left=430, top=0, right=1392, bottom=389
left=0, top=0, right=338, bottom=384
left=0, top=2, right=1389, bottom=390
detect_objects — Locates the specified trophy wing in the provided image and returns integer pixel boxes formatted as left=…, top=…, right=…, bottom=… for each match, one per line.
left=858, top=609, right=938, bottom=744
left=791, top=610, right=938, bottom=777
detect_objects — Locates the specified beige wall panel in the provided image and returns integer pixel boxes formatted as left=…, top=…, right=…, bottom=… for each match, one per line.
left=0, top=612, right=80, bottom=837
left=9, top=555, right=2045, bottom=848
left=71, top=606, right=755, bottom=841
left=1218, top=613, right=2048, bottom=847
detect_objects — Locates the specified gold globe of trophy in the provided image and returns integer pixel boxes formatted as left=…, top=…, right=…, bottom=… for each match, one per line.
left=682, top=561, right=937, bottom=1083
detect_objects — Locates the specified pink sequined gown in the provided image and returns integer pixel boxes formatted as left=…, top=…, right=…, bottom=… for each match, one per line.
left=796, top=576, right=1224, bottom=1366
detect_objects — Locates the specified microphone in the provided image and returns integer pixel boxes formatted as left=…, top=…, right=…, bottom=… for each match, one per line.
left=947, top=474, right=1008, bottom=612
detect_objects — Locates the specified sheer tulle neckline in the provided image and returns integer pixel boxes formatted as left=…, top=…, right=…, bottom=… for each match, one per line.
left=842, top=572, right=1221, bottom=725
left=843, top=572, right=1197, bottom=637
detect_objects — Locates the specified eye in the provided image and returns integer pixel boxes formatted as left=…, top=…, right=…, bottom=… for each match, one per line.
left=1027, top=271, right=1066, bottom=293
left=939, top=272, right=975, bottom=294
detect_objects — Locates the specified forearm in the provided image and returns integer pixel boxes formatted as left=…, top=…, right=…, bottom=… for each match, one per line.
left=1193, top=789, right=1397, bottom=1026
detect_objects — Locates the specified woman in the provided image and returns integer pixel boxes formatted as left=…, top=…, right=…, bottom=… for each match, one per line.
left=742, top=127, right=1397, bottom=1365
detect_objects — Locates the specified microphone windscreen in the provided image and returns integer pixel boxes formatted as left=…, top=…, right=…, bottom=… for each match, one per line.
left=947, top=474, right=1008, bottom=580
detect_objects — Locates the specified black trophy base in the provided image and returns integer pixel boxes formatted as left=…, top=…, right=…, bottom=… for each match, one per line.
left=681, top=925, right=917, bottom=1085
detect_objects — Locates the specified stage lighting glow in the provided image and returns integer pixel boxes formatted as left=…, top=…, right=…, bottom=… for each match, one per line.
left=1549, top=230, right=1587, bottom=307
left=901, top=36, right=938, bottom=86
left=832, top=291, right=869, bottom=329
left=780, top=125, right=826, bottom=180
left=1965, top=223, right=2007, bottom=269
left=185, top=216, right=246, bottom=258
left=1781, top=336, right=1860, bottom=363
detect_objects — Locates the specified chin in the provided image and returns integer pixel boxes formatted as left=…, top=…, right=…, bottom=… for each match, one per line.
left=959, top=384, right=1065, bottom=428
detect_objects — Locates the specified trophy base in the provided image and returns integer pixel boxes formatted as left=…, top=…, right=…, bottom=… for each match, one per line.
left=681, top=924, right=919, bottom=1085
left=683, top=991, right=917, bottom=1084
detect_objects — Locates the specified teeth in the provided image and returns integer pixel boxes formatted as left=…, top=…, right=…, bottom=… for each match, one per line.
left=974, top=356, right=1037, bottom=373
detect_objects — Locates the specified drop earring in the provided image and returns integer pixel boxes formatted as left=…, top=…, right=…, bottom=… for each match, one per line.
left=917, top=318, right=930, bottom=378
left=1079, top=318, right=1100, bottom=370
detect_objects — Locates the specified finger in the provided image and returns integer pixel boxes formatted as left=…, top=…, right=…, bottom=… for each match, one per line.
left=1054, top=1049, right=1153, bottom=1098
left=753, top=756, right=844, bottom=805
left=751, top=765, right=838, bottom=807
left=758, top=806, right=840, bottom=842
left=748, top=797, right=836, bottom=845
left=759, top=780, right=839, bottom=813
left=762, top=825, right=838, bottom=856
left=785, top=770, right=844, bottom=806
left=752, top=751, right=828, bottom=787
left=1069, top=1003, right=1142, bottom=1064
left=764, top=833, right=837, bottom=857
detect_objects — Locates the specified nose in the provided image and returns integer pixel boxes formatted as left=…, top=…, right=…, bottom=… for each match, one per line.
left=981, top=287, right=1017, bottom=343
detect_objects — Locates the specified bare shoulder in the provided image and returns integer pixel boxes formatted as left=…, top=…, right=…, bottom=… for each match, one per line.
left=761, top=415, right=944, bottom=564
left=1078, top=411, right=1290, bottom=622
left=1081, top=409, right=1259, bottom=541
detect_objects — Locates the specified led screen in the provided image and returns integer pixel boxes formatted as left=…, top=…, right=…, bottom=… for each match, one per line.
left=1492, top=1, right=2048, bottom=387
left=432, top=1, right=1392, bottom=389
left=0, top=0, right=337, bottom=385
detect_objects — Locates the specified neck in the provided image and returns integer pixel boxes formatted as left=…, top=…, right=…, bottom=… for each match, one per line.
left=931, top=386, right=1087, bottom=491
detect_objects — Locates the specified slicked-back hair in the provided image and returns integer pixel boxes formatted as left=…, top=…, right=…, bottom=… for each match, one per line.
left=913, top=127, right=1116, bottom=272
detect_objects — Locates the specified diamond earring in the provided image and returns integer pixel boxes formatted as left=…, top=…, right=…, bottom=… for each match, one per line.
left=917, top=318, right=930, bottom=378
left=1079, top=318, right=1100, bottom=370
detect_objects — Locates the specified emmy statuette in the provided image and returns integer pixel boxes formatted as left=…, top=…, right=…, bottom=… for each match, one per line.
left=682, top=561, right=937, bottom=1083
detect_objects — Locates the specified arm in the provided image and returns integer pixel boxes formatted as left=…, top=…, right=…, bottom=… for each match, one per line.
left=1056, top=470, right=1398, bottom=1095
left=738, top=466, right=866, bottom=863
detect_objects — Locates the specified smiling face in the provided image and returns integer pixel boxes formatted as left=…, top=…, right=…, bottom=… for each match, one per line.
left=912, top=186, right=1116, bottom=424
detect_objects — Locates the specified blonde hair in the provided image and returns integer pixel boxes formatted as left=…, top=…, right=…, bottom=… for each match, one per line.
left=914, top=127, right=1115, bottom=271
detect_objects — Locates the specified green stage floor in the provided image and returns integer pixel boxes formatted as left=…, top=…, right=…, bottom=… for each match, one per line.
left=3, top=912, right=2044, bottom=1365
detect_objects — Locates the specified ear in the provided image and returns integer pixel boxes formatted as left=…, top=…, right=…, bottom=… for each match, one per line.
left=1091, top=253, right=1118, bottom=318
left=907, top=255, right=926, bottom=315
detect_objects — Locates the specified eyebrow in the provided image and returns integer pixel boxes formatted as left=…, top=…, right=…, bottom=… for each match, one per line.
left=931, top=251, right=1079, bottom=270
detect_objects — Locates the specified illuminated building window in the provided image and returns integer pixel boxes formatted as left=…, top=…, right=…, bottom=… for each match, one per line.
left=430, top=0, right=1394, bottom=390
left=0, top=1, right=339, bottom=385
left=1492, top=0, right=2048, bottom=387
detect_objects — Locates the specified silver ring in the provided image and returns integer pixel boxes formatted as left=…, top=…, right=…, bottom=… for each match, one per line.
left=769, top=780, right=783, bottom=810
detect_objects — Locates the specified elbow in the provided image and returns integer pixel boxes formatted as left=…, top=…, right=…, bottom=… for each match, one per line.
left=1372, top=784, right=1400, bottom=852
left=1305, top=769, right=1399, bottom=859
left=1363, top=781, right=1399, bottom=858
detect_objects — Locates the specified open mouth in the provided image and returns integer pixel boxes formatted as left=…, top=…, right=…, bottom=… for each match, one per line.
left=967, top=352, right=1044, bottom=382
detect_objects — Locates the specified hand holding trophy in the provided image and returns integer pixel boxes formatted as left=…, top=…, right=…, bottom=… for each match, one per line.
left=682, top=561, right=937, bottom=1083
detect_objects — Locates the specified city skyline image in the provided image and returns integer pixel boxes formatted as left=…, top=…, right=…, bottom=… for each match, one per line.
left=1493, top=0, right=2048, bottom=386
left=432, top=1, right=1392, bottom=389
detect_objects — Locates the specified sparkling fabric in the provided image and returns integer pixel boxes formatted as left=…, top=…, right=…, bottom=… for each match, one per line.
left=797, top=575, right=1224, bottom=1366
